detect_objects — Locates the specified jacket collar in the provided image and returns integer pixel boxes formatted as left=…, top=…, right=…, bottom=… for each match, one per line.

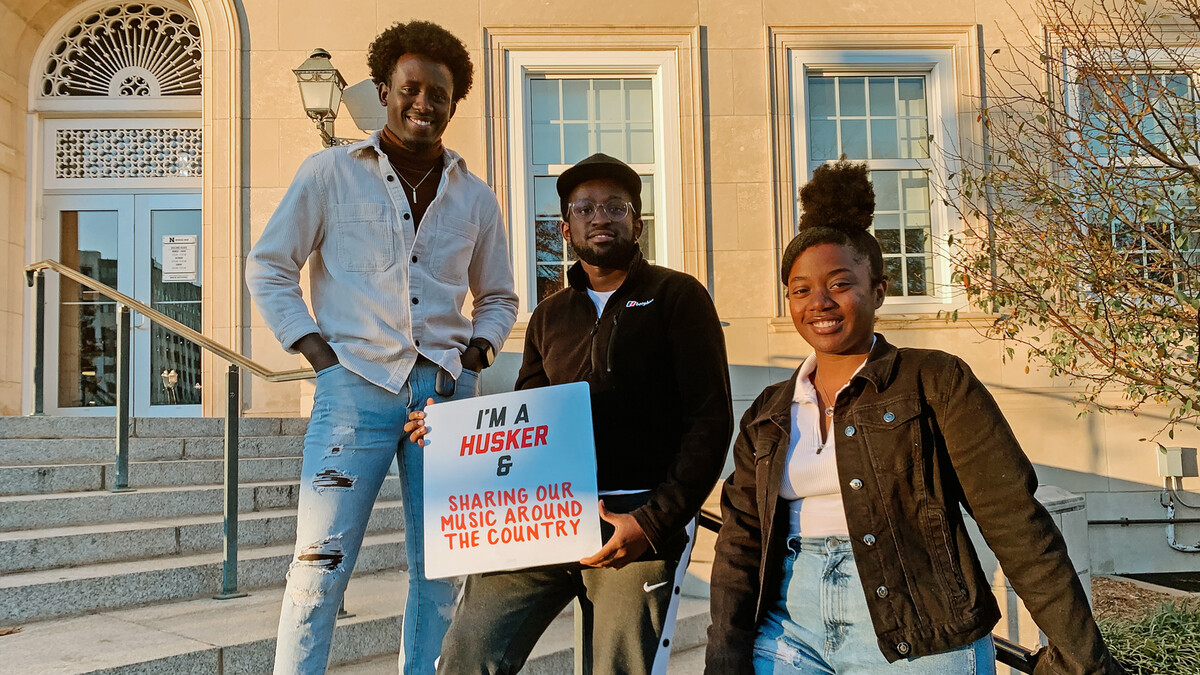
left=749, top=333, right=900, bottom=428
left=751, top=367, right=801, bottom=429
left=856, top=333, right=900, bottom=392
left=565, top=246, right=648, bottom=293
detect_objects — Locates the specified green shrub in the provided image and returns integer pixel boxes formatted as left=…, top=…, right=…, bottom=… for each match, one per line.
left=1099, top=601, right=1200, bottom=674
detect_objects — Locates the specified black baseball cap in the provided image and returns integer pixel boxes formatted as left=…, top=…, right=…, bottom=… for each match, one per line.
left=556, top=153, right=642, bottom=219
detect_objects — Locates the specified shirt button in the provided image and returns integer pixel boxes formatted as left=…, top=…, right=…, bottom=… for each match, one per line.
left=844, top=426, right=856, bottom=437
left=849, top=478, right=863, bottom=490
left=897, top=642, right=910, bottom=655
left=876, top=585, right=889, bottom=598
left=415, top=339, right=420, bottom=347
left=403, top=213, right=411, bottom=220
left=412, top=297, right=419, bottom=305
left=883, top=411, right=895, bottom=422
left=412, top=255, right=418, bottom=263
left=863, top=534, right=876, bottom=546
left=387, top=174, right=395, bottom=182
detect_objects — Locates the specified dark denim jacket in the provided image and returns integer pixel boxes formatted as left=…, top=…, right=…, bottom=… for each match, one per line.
left=706, top=335, right=1123, bottom=675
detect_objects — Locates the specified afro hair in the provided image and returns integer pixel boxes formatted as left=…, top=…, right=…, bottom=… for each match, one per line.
left=367, top=20, right=474, bottom=103
left=780, top=159, right=886, bottom=286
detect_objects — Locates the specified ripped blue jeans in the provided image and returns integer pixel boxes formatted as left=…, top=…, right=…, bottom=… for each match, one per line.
left=753, top=536, right=996, bottom=675
left=274, top=360, right=480, bottom=674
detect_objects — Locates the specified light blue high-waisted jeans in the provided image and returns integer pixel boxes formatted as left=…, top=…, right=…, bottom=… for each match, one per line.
left=273, top=360, right=480, bottom=675
left=753, top=536, right=996, bottom=675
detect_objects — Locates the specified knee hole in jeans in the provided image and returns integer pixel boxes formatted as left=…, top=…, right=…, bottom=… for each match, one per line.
left=285, top=535, right=348, bottom=610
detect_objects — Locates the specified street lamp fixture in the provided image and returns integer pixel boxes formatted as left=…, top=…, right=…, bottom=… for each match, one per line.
left=293, top=48, right=351, bottom=147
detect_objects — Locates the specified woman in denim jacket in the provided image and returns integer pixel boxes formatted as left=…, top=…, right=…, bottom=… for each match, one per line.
left=705, top=161, right=1124, bottom=675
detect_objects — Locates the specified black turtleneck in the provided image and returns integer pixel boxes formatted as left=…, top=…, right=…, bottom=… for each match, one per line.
left=379, top=124, right=444, bottom=229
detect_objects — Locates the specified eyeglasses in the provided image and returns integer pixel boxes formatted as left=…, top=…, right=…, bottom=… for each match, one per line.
left=566, top=199, right=633, bottom=222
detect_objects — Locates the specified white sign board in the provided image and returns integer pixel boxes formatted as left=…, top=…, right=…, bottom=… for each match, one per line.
left=161, top=235, right=198, bottom=282
left=423, top=381, right=601, bottom=579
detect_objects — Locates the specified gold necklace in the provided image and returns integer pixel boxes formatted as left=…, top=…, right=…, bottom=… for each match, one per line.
left=397, top=165, right=437, bottom=204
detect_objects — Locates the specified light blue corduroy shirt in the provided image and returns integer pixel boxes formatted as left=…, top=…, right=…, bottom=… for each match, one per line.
left=247, top=131, right=518, bottom=393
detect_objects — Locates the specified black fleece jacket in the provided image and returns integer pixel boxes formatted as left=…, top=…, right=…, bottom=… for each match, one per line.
left=516, top=250, right=734, bottom=549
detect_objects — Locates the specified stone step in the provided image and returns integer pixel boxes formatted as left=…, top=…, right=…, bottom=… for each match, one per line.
left=0, top=531, right=406, bottom=624
left=0, top=434, right=306, bottom=465
left=0, top=476, right=404, bottom=531
left=0, top=416, right=308, bottom=440
left=0, top=457, right=306, bottom=495
left=1, top=568, right=408, bottom=674
left=0, top=500, right=404, bottom=574
left=1, top=567, right=710, bottom=675
left=328, top=595, right=712, bottom=675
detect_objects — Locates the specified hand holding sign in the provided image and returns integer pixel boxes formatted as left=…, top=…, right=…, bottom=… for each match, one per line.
left=420, top=382, right=602, bottom=578
left=404, top=398, right=434, bottom=447
left=578, top=500, right=649, bottom=570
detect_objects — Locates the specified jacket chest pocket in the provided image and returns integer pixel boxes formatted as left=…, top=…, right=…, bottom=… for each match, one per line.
left=334, top=203, right=395, bottom=272
left=857, top=397, right=924, bottom=472
left=429, top=216, right=479, bottom=285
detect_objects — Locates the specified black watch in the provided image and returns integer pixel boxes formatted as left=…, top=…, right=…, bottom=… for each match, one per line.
left=468, top=338, right=495, bottom=369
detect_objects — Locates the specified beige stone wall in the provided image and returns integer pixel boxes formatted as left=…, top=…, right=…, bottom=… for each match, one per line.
left=0, top=1, right=74, bottom=415
left=0, top=3, right=27, bottom=416
left=2, top=0, right=1197, bottom=573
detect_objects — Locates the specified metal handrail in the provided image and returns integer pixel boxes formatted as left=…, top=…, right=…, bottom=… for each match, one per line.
left=24, top=258, right=316, bottom=601
left=24, top=259, right=314, bottom=383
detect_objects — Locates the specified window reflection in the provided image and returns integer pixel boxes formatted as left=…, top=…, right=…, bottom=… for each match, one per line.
left=58, top=210, right=119, bottom=407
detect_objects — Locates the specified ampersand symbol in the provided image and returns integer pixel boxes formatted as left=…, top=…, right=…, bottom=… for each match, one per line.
left=497, top=454, right=512, bottom=476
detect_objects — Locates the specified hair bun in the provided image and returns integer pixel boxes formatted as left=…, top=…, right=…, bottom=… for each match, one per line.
left=798, top=159, right=874, bottom=233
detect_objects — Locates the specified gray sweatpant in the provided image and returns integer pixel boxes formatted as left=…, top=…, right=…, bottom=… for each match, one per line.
left=436, top=513, right=695, bottom=675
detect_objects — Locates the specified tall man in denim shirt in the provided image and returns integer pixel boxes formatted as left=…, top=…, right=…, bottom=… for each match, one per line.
left=246, top=21, right=517, bottom=675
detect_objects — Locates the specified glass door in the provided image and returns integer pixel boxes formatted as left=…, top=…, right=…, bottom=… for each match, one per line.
left=42, top=193, right=202, bottom=416
left=44, top=195, right=133, bottom=414
left=134, top=195, right=202, bottom=415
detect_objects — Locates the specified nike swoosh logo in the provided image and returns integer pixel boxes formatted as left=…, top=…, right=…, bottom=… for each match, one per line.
left=643, top=581, right=669, bottom=592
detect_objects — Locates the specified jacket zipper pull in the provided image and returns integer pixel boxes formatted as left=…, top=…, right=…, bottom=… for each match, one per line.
left=587, top=317, right=602, bottom=375
left=606, top=311, right=621, bottom=373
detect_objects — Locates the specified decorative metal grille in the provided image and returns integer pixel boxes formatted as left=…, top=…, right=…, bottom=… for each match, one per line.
left=55, top=128, right=202, bottom=179
left=41, top=3, right=202, bottom=98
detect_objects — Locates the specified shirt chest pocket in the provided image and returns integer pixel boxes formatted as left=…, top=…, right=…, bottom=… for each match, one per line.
left=429, top=216, right=480, bottom=285
left=334, top=203, right=395, bottom=272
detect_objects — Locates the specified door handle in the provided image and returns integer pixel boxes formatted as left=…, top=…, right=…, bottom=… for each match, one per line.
left=132, top=311, right=149, bottom=330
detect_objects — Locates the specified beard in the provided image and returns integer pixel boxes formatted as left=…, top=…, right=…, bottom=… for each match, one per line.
left=571, top=236, right=639, bottom=270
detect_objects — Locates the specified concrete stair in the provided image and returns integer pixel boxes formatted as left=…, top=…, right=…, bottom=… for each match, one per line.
left=3, top=569, right=412, bottom=674
left=0, top=415, right=413, bottom=673
left=0, top=415, right=718, bottom=673
left=2, top=568, right=713, bottom=675
left=327, top=593, right=712, bottom=675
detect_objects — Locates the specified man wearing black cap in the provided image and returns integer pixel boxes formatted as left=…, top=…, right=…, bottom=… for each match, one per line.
left=436, top=154, right=734, bottom=674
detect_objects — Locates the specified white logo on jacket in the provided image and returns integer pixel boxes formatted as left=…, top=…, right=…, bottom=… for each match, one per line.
left=625, top=299, right=654, bottom=308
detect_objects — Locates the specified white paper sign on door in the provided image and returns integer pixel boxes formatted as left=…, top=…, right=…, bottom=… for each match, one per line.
left=161, top=235, right=198, bottom=282
left=422, top=381, right=600, bottom=579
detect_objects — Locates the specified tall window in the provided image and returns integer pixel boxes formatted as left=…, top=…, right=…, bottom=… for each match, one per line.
left=1075, top=72, right=1200, bottom=288
left=790, top=49, right=958, bottom=303
left=528, top=77, right=658, bottom=302
left=501, top=48, right=684, bottom=313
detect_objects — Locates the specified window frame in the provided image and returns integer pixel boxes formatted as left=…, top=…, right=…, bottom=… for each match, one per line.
left=506, top=53, right=680, bottom=310
left=767, top=27, right=978, bottom=319
left=485, top=27, right=705, bottom=321
left=789, top=48, right=959, bottom=307
left=1062, top=55, right=1200, bottom=289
